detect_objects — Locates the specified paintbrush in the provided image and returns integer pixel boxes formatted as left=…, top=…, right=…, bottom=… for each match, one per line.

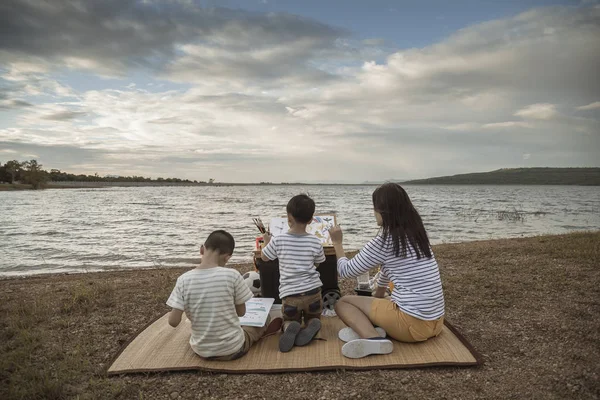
left=253, top=218, right=267, bottom=234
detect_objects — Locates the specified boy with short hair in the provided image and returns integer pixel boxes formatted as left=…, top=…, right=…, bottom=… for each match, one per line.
left=167, top=230, right=281, bottom=360
left=261, top=194, right=326, bottom=352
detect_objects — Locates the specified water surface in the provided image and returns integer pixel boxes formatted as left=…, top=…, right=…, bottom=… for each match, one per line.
left=1, top=185, right=598, bottom=276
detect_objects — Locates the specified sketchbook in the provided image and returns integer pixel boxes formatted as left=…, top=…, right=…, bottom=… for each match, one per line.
left=239, top=298, right=275, bottom=327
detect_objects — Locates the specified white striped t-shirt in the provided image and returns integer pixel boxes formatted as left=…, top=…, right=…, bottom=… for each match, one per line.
left=337, top=235, right=445, bottom=320
left=166, top=267, right=253, bottom=358
left=262, top=232, right=326, bottom=298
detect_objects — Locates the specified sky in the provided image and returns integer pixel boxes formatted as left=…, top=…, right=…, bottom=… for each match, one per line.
left=0, top=0, right=599, bottom=183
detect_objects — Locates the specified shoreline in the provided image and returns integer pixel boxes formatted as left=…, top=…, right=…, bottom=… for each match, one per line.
left=0, top=262, right=258, bottom=281
left=1, top=231, right=598, bottom=280
left=2, top=182, right=600, bottom=191
left=1, top=231, right=599, bottom=399
left=0, top=183, right=105, bottom=191
left=0, top=182, right=381, bottom=191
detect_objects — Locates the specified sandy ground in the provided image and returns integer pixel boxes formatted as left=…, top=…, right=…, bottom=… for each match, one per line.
left=1, top=232, right=599, bottom=400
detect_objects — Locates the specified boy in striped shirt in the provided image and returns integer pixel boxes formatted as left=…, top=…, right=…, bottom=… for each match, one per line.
left=261, top=194, right=326, bottom=352
left=167, top=230, right=281, bottom=360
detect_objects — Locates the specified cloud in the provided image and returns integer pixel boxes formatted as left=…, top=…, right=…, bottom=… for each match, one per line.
left=0, top=98, right=33, bottom=109
left=442, top=123, right=480, bottom=132
left=577, top=101, right=600, bottom=111
left=362, top=38, right=386, bottom=46
left=0, top=141, right=108, bottom=171
left=41, top=110, right=87, bottom=121
left=265, top=6, right=599, bottom=162
left=1, top=62, right=76, bottom=100
left=483, top=121, right=532, bottom=129
left=315, top=7, right=599, bottom=107
left=514, top=104, right=558, bottom=120
left=0, top=0, right=348, bottom=82
left=1, top=0, right=195, bottom=75
left=0, top=4, right=599, bottom=181
left=14, top=104, right=88, bottom=126
left=164, top=39, right=338, bottom=89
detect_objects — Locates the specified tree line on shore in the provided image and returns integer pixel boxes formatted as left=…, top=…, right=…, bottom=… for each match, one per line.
left=0, top=159, right=209, bottom=189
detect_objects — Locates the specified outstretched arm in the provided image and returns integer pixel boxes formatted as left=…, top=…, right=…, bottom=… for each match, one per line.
left=329, top=226, right=386, bottom=279
left=329, top=225, right=347, bottom=260
left=260, top=232, right=275, bottom=261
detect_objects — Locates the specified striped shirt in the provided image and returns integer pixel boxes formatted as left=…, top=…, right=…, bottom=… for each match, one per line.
left=337, top=235, right=445, bottom=320
left=166, top=267, right=253, bottom=358
left=262, top=232, right=326, bottom=298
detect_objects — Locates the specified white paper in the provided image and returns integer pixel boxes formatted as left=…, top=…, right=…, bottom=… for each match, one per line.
left=239, top=297, right=275, bottom=327
left=268, top=218, right=289, bottom=237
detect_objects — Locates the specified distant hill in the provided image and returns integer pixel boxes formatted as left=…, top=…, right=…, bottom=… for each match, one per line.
left=401, top=168, right=600, bottom=186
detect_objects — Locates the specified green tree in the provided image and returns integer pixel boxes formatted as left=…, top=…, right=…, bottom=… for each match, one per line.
left=4, top=160, right=23, bottom=184
left=0, top=162, right=10, bottom=183
left=22, top=159, right=49, bottom=189
left=49, top=169, right=66, bottom=181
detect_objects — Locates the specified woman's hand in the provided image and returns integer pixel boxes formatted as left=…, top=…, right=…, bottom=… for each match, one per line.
left=373, top=286, right=387, bottom=299
left=328, top=225, right=343, bottom=245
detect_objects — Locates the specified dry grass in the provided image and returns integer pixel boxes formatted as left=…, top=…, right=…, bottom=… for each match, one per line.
left=1, top=232, right=599, bottom=400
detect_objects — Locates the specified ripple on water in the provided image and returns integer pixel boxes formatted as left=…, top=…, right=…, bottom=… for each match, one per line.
left=1, top=185, right=599, bottom=275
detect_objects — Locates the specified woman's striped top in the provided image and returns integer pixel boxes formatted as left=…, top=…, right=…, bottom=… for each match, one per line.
left=337, top=234, right=445, bottom=320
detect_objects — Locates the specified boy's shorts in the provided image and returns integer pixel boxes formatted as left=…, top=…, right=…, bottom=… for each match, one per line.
left=282, top=287, right=322, bottom=325
left=205, top=316, right=272, bottom=361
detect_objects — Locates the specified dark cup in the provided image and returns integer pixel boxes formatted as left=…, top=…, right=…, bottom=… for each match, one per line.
left=354, top=288, right=372, bottom=296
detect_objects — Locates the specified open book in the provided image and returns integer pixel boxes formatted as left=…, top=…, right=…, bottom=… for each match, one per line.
left=239, top=297, right=275, bottom=327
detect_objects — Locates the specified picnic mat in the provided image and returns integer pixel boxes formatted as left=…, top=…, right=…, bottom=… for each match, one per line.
left=107, top=313, right=482, bottom=374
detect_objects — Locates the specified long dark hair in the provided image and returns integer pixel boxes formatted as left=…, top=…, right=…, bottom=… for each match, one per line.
left=372, top=183, right=431, bottom=259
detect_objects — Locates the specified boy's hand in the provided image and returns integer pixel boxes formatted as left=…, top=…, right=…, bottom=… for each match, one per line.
left=262, top=231, right=272, bottom=244
left=168, top=309, right=183, bottom=327
left=328, top=225, right=343, bottom=244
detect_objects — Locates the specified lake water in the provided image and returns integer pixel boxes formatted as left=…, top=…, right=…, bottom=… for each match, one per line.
left=0, top=185, right=598, bottom=276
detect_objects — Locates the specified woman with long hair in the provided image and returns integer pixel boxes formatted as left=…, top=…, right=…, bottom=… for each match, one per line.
left=329, top=183, right=445, bottom=359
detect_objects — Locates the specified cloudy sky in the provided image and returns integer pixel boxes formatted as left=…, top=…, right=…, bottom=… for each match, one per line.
left=1, top=0, right=599, bottom=183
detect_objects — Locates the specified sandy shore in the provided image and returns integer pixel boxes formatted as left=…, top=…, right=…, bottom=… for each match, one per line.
left=1, top=232, right=599, bottom=399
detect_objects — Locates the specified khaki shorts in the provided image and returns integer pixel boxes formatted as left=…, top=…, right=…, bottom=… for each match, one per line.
left=370, top=298, right=444, bottom=343
left=206, top=316, right=271, bottom=361
left=282, top=288, right=322, bottom=326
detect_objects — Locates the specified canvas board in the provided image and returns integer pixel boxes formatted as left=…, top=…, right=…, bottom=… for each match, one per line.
left=268, top=214, right=337, bottom=245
